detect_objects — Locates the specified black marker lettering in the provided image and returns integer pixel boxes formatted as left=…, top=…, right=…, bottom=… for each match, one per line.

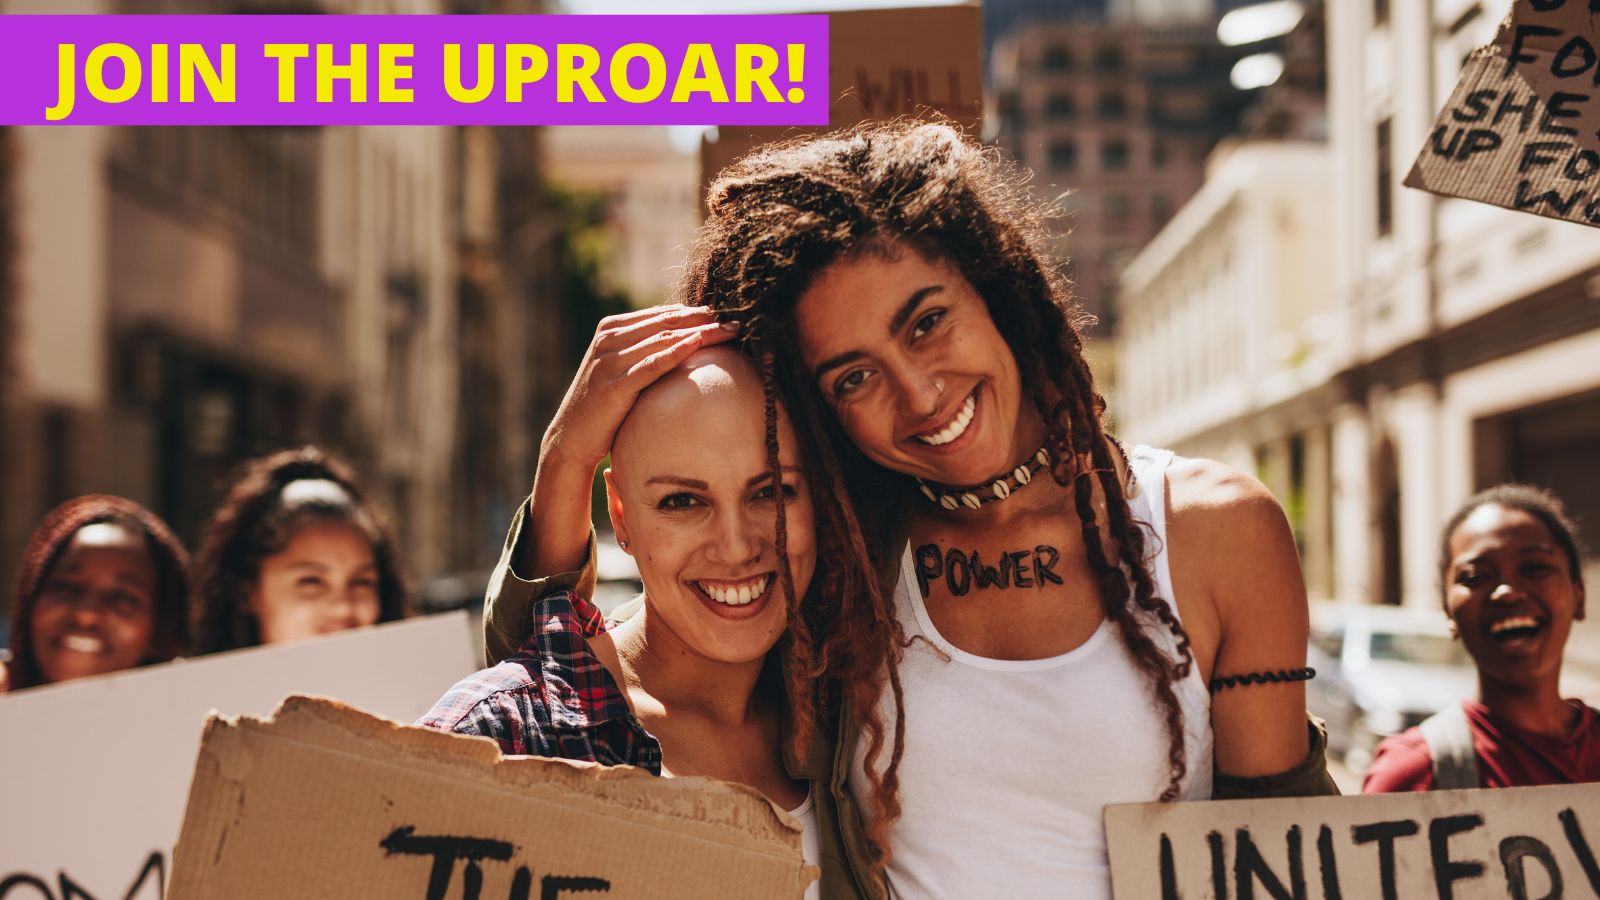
left=1565, top=149, right=1600, bottom=180
left=1495, top=92, right=1541, bottom=131
left=1433, top=126, right=1464, bottom=158
left=510, top=868, right=533, bottom=900
left=1520, top=141, right=1572, bottom=172
left=1210, top=831, right=1231, bottom=900
left=944, top=548, right=972, bottom=596
left=541, top=876, right=610, bottom=900
left=1500, top=836, right=1563, bottom=900
left=1452, top=89, right=1497, bottom=121
left=1540, top=92, right=1587, bottom=136
left=1234, top=826, right=1303, bottom=900
left=1506, top=26, right=1565, bottom=78
left=1584, top=195, right=1600, bottom=223
left=0, top=875, right=53, bottom=900
left=1161, top=833, right=1183, bottom=900
left=1455, top=129, right=1502, bottom=161
left=972, top=550, right=1007, bottom=589
left=1034, top=546, right=1063, bottom=586
left=1352, top=820, right=1420, bottom=900
left=1515, top=180, right=1588, bottom=215
left=1317, top=825, right=1343, bottom=900
left=1559, top=808, right=1600, bottom=894
left=1429, top=815, right=1486, bottom=900
left=1531, top=0, right=1567, bottom=10
left=381, top=826, right=515, bottom=900
left=1009, top=550, right=1033, bottom=587
left=914, top=544, right=943, bottom=599
left=1552, top=36, right=1597, bottom=78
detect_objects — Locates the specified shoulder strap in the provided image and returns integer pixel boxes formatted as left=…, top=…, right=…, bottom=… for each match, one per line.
left=1419, top=701, right=1479, bottom=791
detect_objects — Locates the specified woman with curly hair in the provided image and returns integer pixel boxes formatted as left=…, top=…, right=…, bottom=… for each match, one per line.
left=486, top=121, right=1336, bottom=898
left=190, top=447, right=408, bottom=655
left=4, top=496, right=189, bottom=692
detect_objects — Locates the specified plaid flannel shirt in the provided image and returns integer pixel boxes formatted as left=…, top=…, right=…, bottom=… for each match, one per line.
left=417, top=590, right=662, bottom=773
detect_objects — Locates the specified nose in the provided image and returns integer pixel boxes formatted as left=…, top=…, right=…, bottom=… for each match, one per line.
left=706, top=506, right=762, bottom=568
left=326, top=589, right=362, bottom=629
left=886, top=360, right=942, bottom=420
left=1489, top=582, right=1523, bottom=603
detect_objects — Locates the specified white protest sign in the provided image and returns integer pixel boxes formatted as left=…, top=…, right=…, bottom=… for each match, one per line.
left=1107, top=784, right=1600, bottom=900
left=0, top=613, right=478, bottom=900
left=1406, top=0, right=1600, bottom=226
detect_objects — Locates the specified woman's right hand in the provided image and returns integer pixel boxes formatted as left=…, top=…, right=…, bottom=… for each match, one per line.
left=524, top=307, right=738, bottom=579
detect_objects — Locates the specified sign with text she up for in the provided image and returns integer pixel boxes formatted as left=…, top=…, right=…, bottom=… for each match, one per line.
left=1407, top=0, right=1600, bottom=227
left=1107, top=782, right=1600, bottom=900
left=0, top=613, right=478, bottom=900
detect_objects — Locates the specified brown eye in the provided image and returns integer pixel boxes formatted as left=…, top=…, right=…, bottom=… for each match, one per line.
left=658, top=493, right=700, bottom=510
left=910, top=310, right=945, bottom=339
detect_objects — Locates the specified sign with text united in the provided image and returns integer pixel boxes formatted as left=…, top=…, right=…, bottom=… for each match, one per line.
left=1407, top=0, right=1600, bottom=226
left=0, top=15, right=829, bottom=126
left=1107, top=783, right=1600, bottom=900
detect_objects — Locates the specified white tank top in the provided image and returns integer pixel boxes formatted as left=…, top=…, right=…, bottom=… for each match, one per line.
left=789, top=791, right=821, bottom=900
left=849, top=446, right=1213, bottom=900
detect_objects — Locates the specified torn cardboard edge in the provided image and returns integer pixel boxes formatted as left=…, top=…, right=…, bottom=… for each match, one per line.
left=1406, top=0, right=1600, bottom=227
left=171, top=694, right=816, bottom=900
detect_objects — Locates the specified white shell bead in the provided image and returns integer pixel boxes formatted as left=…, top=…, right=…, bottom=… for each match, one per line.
left=961, top=493, right=982, bottom=509
left=939, top=495, right=959, bottom=510
left=1014, top=465, right=1031, bottom=484
left=920, top=484, right=938, bottom=502
left=992, top=480, right=1010, bottom=499
left=1126, top=478, right=1142, bottom=499
left=1035, top=448, right=1050, bottom=465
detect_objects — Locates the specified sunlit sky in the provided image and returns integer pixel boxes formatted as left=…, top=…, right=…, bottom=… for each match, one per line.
left=560, top=0, right=966, bottom=13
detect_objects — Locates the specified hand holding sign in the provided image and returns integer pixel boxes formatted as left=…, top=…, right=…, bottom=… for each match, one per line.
left=1406, top=0, right=1600, bottom=226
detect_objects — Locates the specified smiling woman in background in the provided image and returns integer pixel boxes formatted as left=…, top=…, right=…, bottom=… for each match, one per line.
left=1364, top=484, right=1599, bottom=792
left=189, top=447, right=408, bottom=655
left=3, top=495, right=189, bottom=692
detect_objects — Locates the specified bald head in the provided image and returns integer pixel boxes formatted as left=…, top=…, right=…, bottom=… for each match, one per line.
left=612, top=346, right=767, bottom=475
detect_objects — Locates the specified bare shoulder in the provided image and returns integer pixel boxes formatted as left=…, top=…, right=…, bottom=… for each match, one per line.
left=1165, top=454, right=1286, bottom=533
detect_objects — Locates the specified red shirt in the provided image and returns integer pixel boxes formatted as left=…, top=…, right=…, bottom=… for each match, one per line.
left=1363, top=699, right=1600, bottom=792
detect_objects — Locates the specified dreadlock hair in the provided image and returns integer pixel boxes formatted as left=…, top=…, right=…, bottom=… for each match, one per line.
left=7, top=495, right=190, bottom=690
left=189, top=447, right=409, bottom=655
left=1439, top=484, right=1587, bottom=604
left=681, top=120, right=1196, bottom=863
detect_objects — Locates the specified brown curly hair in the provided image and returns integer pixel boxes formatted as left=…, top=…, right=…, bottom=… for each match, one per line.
left=7, top=495, right=190, bottom=690
left=189, top=447, right=409, bottom=654
left=682, top=121, right=1195, bottom=863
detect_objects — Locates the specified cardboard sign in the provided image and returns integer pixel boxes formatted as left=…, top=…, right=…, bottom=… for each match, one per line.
left=1107, top=783, right=1600, bottom=900
left=701, top=5, right=983, bottom=193
left=1406, top=0, right=1600, bottom=226
left=169, top=695, right=815, bottom=900
left=0, top=613, right=478, bottom=900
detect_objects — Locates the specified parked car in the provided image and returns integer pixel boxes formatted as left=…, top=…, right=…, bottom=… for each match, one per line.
left=1305, top=602, right=1477, bottom=773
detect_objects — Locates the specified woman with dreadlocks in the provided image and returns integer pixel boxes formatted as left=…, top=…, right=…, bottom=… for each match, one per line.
left=485, top=121, right=1337, bottom=898
left=4, top=496, right=189, bottom=692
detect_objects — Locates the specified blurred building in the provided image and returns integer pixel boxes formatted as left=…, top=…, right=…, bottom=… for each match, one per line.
left=542, top=126, right=701, bottom=309
left=0, top=0, right=564, bottom=604
left=1117, top=0, right=1600, bottom=633
left=990, top=18, right=1253, bottom=374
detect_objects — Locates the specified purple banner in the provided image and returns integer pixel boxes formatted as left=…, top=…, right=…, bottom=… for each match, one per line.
left=0, top=15, right=829, bottom=125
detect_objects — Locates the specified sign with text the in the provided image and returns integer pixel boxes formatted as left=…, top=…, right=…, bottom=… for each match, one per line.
left=1107, top=783, right=1600, bottom=900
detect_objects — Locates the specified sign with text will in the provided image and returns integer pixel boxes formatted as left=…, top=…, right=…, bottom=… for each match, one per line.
left=1107, top=783, right=1600, bottom=900
left=1407, top=0, right=1600, bottom=227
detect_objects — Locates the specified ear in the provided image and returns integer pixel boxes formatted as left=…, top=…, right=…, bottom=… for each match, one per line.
left=1576, top=580, right=1587, bottom=622
left=603, top=468, right=631, bottom=553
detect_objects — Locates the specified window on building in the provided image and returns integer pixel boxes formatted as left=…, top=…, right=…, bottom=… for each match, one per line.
left=1151, top=140, right=1168, bottom=168
left=1043, top=46, right=1074, bottom=71
left=1374, top=0, right=1390, bottom=25
left=1094, top=46, right=1124, bottom=72
left=1376, top=117, right=1393, bottom=237
left=1151, top=192, right=1171, bottom=223
left=1050, top=141, right=1079, bottom=171
left=1097, top=92, right=1129, bottom=119
left=1101, top=140, right=1130, bottom=170
left=1104, top=193, right=1131, bottom=221
left=1046, top=93, right=1076, bottom=119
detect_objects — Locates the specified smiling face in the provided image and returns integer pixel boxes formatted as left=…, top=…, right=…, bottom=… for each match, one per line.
left=1444, top=504, right=1586, bottom=693
left=606, top=347, right=816, bottom=665
left=249, top=521, right=381, bottom=644
left=795, top=242, right=1042, bottom=488
left=30, top=522, right=159, bottom=684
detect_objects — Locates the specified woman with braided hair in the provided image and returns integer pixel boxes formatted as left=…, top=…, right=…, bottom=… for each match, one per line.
left=3, top=496, right=189, bottom=692
left=485, top=121, right=1336, bottom=899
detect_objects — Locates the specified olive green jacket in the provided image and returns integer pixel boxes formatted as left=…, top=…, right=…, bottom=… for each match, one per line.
left=480, top=499, right=1338, bottom=900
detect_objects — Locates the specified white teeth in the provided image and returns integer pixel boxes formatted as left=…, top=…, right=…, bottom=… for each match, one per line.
left=916, top=393, right=976, bottom=446
left=1490, top=616, right=1540, bottom=634
left=700, top=575, right=769, bottom=606
left=63, top=635, right=103, bottom=653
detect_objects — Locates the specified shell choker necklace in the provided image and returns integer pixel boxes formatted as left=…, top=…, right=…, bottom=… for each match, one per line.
left=915, top=438, right=1142, bottom=510
left=917, top=446, right=1052, bottom=510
